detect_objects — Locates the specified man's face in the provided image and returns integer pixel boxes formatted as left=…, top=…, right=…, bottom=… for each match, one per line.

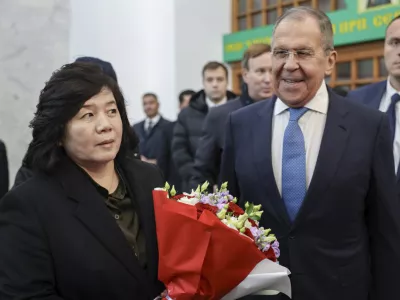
left=242, top=52, right=273, bottom=100
left=271, top=16, right=336, bottom=107
left=385, top=19, right=400, bottom=80
left=143, top=95, right=159, bottom=118
left=179, top=94, right=191, bottom=110
left=203, top=67, right=228, bottom=101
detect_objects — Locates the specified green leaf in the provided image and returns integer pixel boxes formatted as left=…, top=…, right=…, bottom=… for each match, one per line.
left=250, top=214, right=261, bottom=221
left=195, top=185, right=201, bottom=193
left=170, top=186, right=176, bottom=197
left=220, top=181, right=228, bottom=192
left=164, top=182, right=170, bottom=191
left=201, top=181, right=209, bottom=193
left=246, top=203, right=254, bottom=215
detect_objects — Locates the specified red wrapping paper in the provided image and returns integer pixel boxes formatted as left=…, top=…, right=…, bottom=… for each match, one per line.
left=153, top=190, right=267, bottom=299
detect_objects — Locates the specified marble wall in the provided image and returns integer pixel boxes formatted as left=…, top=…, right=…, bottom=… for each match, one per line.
left=0, top=0, right=70, bottom=184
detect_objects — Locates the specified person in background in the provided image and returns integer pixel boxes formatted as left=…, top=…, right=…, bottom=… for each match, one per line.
left=189, top=43, right=273, bottom=190
left=221, top=7, right=400, bottom=300
left=0, top=140, right=8, bottom=199
left=157, top=90, right=195, bottom=193
left=13, top=56, right=137, bottom=188
left=133, top=93, right=171, bottom=165
left=172, top=62, right=236, bottom=192
left=348, top=16, right=400, bottom=194
left=178, top=89, right=195, bottom=110
left=0, top=62, right=165, bottom=299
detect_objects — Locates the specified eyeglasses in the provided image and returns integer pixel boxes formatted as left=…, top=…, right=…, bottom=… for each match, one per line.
left=272, top=49, right=315, bottom=62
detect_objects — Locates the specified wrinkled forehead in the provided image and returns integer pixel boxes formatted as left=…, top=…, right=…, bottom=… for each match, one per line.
left=272, top=17, right=323, bottom=50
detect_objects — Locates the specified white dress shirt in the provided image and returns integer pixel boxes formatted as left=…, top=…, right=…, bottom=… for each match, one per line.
left=378, top=78, right=400, bottom=173
left=145, top=114, right=160, bottom=131
left=206, top=97, right=227, bottom=108
left=272, top=82, right=328, bottom=196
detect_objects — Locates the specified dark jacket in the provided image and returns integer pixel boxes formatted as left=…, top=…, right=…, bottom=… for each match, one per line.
left=133, top=116, right=171, bottom=160
left=157, top=121, right=182, bottom=193
left=0, top=155, right=164, bottom=300
left=189, top=90, right=258, bottom=190
left=172, top=89, right=237, bottom=192
left=0, top=140, right=8, bottom=199
left=220, top=89, right=400, bottom=300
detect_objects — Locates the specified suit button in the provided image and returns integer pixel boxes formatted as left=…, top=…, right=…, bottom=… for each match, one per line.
left=114, top=214, right=120, bottom=220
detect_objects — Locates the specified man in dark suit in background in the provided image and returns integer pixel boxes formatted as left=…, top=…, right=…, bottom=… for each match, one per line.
left=348, top=16, right=400, bottom=197
left=221, top=7, right=400, bottom=300
left=172, top=62, right=236, bottom=192
left=0, top=140, right=8, bottom=199
left=157, top=90, right=195, bottom=193
left=189, top=43, right=272, bottom=190
left=133, top=93, right=171, bottom=165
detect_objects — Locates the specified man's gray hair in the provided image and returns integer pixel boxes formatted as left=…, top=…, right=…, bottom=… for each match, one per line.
left=272, top=7, right=334, bottom=52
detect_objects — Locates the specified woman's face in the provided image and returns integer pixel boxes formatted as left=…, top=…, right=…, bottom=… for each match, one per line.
left=62, top=88, right=123, bottom=168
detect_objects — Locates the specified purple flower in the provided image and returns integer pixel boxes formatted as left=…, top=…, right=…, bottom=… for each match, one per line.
left=262, top=243, right=271, bottom=252
left=217, top=202, right=226, bottom=210
left=272, top=240, right=280, bottom=258
left=250, top=227, right=262, bottom=239
left=200, top=195, right=211, bottom=205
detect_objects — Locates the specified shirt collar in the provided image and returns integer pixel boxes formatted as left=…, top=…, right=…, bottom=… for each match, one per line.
left=206, top=97, right=227, bottom=108
left=146, top=114, right=160, bottom=125
left=386, top=77, right=400, bottom=97
left=274, top=81, right=329, bottom=116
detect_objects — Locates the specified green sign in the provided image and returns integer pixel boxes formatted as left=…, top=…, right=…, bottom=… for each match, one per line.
left=223, top=0, right=400, bottom=62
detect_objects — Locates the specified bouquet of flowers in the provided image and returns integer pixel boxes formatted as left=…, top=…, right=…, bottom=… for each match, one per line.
left=153, top=182, right=291, bottom=300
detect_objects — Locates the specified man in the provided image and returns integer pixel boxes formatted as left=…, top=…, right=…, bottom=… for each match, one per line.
left=178, top=89, right=195, bottom=110
left=221, top=7, right=400, bottom=300
left=348, top=16, right=400, bottom=195
left=172, top=62, right=236, bottom=192
left=0, top=140, right=8, bottom=199
left=133, top=93, right=171, bottom=165
left=157, top=90, right=195, bottom=193
left=189, top=43, right=272, bottom=190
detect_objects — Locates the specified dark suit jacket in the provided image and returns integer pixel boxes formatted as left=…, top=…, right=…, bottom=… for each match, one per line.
left=220, top=89, right=400, bottom=300
left=133, top=117, right=171, bottom=160
left=0, top=156, right=165, bottom=300
left=0, top=140, right=8, bottom=199
left=157, top=121, right=182, bottom=193
left=189, top=94, right=256, bottom=190
left=347, top=80, right=400, bottom=195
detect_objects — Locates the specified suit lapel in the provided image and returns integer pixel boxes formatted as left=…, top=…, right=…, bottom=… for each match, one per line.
left=364, top=80, right=386, bottom=109
left=293, top=90, right=349, bottom=227
left=253, top=97, right=291, bottom=227
left=54, top=158, right=151, bottom=288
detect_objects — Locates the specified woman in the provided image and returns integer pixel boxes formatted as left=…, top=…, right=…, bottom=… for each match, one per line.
left=13, top=56, right=140, bottom=188
left=0, top=62, right=165, bottom=299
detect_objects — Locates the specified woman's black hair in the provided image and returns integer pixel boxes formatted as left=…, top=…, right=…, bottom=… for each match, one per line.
left=24, top=62, right=137, bottom=172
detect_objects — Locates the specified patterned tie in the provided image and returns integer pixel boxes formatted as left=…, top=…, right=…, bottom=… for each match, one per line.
left=282, top=107, right=309, bottom=222
left=147, top=120, right=153, bottom=135
left=387, top=93, right=400, bottom=144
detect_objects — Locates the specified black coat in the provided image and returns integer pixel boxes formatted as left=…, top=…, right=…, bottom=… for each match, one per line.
left=189, top=91, right=259, bottom=190
left=172, top=90, right=237, bottom=192
left=221, top=90, right=400, bottom=300
left=157, top=121, right=182, bottom=193
left=0, top=140, right=8, bottom=199
left=0, top=156, right=165, bottom=300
